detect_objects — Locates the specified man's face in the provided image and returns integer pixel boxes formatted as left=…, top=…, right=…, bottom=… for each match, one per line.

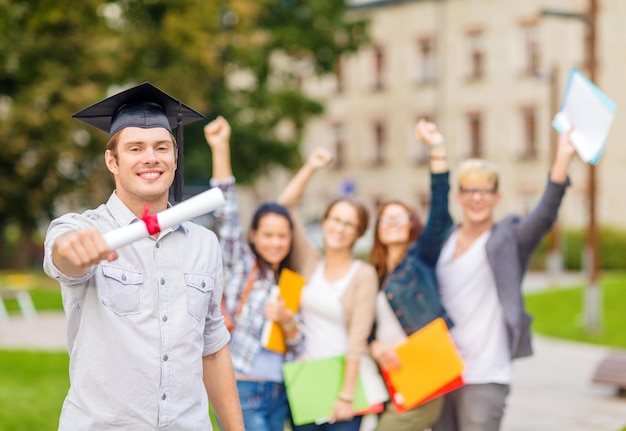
left=456, top=180, right=501, bottom=227
left=105, top=127, right=176, bottom=206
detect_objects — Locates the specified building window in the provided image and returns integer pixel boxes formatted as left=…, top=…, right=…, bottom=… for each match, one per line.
left=418, top=37, right=436, bottom=85
left=334, top=57, right=344, bottom=94
left=467, top=112, right=483, bottom=158
left=467, top=30, right=485, bottom=81
left=332, top=123, right=345, bottom=169
left=372, top=121, right=386, bottom=166
left=521, top=24, right=540, bottom=76
left=520, top=107, right=537, bottom=160
left=373, top=45, right=385, bottom=91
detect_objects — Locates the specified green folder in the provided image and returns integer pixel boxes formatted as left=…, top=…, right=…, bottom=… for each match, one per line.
left=283, top=355, right=369, bottom=426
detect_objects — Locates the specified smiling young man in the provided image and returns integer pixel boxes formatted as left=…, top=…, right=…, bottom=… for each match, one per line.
left=43, top=83, right=244, bottom=431
left=432, top=129, right=577, bottom=431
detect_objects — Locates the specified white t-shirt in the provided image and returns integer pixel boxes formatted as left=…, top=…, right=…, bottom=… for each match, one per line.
left=437, top=229, right=513, bottom=384
left=299, top=260, right=361, bottom=360
left=375, top=290, right=408, bottom=348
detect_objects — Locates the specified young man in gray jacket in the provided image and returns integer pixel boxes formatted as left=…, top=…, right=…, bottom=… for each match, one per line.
left=433, top=129, right=576, bottom=431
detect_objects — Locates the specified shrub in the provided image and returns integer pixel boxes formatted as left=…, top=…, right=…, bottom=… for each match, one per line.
left=529, top=227, right=626, bottom=271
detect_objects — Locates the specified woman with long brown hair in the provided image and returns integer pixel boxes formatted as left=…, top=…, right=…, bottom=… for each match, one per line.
left=205, top=116, right=303, bottom=431
left=368, top=119, right=453, bottom=431
left=278, top=148, right=378, bottom=431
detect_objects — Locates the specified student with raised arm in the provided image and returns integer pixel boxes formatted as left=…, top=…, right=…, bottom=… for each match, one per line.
left=432, top=128, right=577, bottom=431
left=368, top=119, right=453, bottom=431
left=205, top=116, right=304, bottom=431
left=278, top=149, right=378, bottom=431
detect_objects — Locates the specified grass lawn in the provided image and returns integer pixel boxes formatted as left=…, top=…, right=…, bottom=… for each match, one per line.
left=0, top=349, right=221, bottom=431
left=1, top=270, right=63, bottom=314
left=525, top=272, right=626, bottom=349
left=1, top=270, right=624, bottom=430
left=0, top=272, right=222, bottom=430
left=0, top=351, right=68, bottom=431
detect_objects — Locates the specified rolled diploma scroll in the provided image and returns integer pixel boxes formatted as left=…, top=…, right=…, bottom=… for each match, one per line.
left=103, top=187, right=225, bottom=250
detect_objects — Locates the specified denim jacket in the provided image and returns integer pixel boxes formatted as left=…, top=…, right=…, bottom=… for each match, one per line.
left=382, top=172, right=453, bottom=335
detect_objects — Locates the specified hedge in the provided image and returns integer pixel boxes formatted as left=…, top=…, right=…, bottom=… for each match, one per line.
left=529, top=227, right=626, bottom=271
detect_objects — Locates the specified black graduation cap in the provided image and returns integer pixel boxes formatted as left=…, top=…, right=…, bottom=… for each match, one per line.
left=72, top=82, right=205, bottom=202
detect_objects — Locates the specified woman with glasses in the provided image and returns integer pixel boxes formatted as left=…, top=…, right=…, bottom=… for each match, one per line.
left=278, top=149, right=378, bottom=431
left=367, top=119, right=453, bottom=431
left=432, top=128, right=576, bottom=431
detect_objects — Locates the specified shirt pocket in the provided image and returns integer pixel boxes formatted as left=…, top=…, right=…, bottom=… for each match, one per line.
left=185, top=273, right=215, bottom=322
left=100, top=265, right=143, bottom=316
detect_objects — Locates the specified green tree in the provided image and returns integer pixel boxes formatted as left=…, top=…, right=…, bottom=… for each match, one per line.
left=0, top=0, right=126, bottom=268
left=0, top=0, right=368, bottom=268
left=115, top=0, right=368, bottom=184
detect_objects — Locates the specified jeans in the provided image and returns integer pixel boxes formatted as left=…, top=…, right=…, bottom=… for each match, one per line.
left=237, top=380, right=288, bottom=431
left=432, top=383, right=510, bottom=431
left=292, top=416, right=362, bottom=431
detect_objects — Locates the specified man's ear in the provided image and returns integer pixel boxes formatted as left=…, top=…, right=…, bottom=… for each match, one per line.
left=454, top=190, right=463, bottom=206
left=494, top=191, right=502, bottom=206
left=105, top=150, right=118, bottom=175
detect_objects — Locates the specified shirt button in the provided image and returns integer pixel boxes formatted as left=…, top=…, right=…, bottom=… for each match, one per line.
left=201, top=281, right=206, bottom=288
left=156, top=242, right=160, bottom=249
left=163, top=355, right=169, bottom=361
left=121, top=274, right=127, bottom=281
left=162, top=393, right=167, bottom=400
left=162, top=315, right=168, bottom=322
left=160, top=278, right=165, bottom=285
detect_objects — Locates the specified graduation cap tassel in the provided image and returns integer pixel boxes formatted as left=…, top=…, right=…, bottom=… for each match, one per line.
left=174, top=104, right=184, bottom=203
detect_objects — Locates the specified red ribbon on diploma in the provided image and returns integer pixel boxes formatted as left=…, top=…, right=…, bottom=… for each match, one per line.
left=141, top=203, right=161, bottom=235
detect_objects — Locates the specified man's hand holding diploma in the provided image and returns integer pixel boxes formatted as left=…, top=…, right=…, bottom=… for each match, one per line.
left=52, top=187, right=225, bottom=277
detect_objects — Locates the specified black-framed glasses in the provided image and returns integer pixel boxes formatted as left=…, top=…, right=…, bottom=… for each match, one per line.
left=379, top=213, right=411, bottom=226
left=459, top=187, right=497, bottom=197
left=327, top=216, right=358, bottom=232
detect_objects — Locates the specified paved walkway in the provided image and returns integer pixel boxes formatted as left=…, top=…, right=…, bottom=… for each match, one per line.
left=0, top=311, right=66, bottom=350
left=505, top=271, right=626, bottom=430
left=1, top=272, right=625, bottom=430
left=503, top=335, right=626, bottom=431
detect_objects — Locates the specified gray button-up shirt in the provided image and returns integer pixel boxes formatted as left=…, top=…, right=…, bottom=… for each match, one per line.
left=43, top=192, right=230, bottom=431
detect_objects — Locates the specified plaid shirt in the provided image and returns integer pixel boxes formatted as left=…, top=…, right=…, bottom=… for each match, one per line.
left=211, top=176, right=304, bottom=374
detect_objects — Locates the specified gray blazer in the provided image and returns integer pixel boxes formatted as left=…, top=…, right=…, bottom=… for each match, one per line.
left=449, top=177, right=570, bottom=359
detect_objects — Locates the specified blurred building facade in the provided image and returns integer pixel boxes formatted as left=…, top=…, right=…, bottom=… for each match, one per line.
left=246, top=0, right=626, bottom=234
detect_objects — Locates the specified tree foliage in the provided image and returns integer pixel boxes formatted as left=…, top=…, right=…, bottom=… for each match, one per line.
left=0, top=0, right=368, bottom=267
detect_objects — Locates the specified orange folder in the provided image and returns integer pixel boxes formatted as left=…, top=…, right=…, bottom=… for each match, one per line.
left=261, top=268, right=306, bottom=354
left=383, top=317, right=465, bottom=412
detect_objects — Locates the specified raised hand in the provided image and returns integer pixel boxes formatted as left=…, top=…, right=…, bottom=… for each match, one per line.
left=278, top=147, right=333, bottom=208
left=550, top=126, right=577, bottom=184
left=204, top=116, right=233, bottom=179
left=204, top=116, right=231, bottom=151
left=556, top=126, right=577, bottom=160
left=306, top=147, right=334, bottom=170
left=415, top=118, right=444, bottom=147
